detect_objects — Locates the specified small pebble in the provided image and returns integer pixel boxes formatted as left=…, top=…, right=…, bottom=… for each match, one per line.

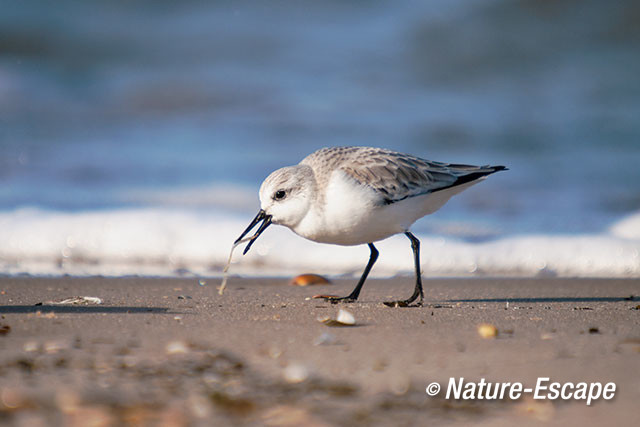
left=283, top=363, right=309, bottom=384
left=390, top=375, right=411, bottom=396
left=165, top=341, right=189, bottom=355
left=44, top=341, right=66, bottom=353
left=477, top=323, right=498, bottom=338
left=23, top=341, right=39, bottom=352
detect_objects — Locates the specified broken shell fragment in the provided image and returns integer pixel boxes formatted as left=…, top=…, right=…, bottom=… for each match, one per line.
left=44, top=296, right=103, bottom=305
left=318, top=309, right=356, bottom=327
left=312, top=294, right=339, bottom=300
left=289, top=274, right=331, bottom=286
left=336, top=309, right=355, bottom=325
left=383, top=301, right=409, bottom=308
left=477, top=323, right=499, bottom=338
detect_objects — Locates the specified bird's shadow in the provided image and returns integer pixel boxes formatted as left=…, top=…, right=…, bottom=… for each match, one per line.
left=446, top=296, right=636, bottom=304
left=0, top=305, right=171, bottom=314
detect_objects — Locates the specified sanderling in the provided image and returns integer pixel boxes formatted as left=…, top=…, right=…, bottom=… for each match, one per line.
left=234, top=146, right=506, bottom=307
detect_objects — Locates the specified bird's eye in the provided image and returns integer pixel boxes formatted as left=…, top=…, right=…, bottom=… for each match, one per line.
left=274, top=190, right=286, bottom=201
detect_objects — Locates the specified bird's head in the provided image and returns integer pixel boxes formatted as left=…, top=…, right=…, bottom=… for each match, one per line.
left=234, top=165, right=315, bottom=254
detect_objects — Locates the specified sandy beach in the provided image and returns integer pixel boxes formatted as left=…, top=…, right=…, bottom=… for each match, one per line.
left=0, top=276, right=638, bottom=426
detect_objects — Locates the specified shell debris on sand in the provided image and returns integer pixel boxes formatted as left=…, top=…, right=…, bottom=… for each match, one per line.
left=289, top=274, right=331, bottom=286
left=477, top=323, right=499, bottom=338
left=317, top=308, right=356, bottom=327
left=40, top=296, right=103, bottom=305
left=312, top=294, right=339, bottom=300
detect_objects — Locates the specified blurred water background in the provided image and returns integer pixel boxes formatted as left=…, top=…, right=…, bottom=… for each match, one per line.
left=1, top=0, right=639, bottom=277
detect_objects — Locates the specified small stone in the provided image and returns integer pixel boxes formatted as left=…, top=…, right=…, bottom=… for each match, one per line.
left=23, top=341, right=39, bottom=352
left=390, top=375, right=411, bottom=396
left=283, top=363, right=309, bottom=384
left=165, top=341, right=189, bottom=355
left=44, top=341, right=66, bottom=353
left=477, top=323, right=498, bottom=338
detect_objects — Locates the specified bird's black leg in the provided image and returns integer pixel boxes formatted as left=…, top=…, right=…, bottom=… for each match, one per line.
left=384, top=232, right=424, bottom=307
left=324, top=243, right=378, bottom=303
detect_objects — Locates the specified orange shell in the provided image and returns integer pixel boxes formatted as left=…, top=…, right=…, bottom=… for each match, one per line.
left=289, top=274, right=331, bottom=286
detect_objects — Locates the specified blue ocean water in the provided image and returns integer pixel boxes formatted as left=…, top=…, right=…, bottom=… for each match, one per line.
left=1, top=0, right=639, bottom=276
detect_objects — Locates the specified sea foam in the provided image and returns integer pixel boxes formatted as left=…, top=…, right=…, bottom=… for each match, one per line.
left=0, top=208, right=638, bottom=278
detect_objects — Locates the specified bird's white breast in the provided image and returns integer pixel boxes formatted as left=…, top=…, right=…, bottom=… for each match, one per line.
left=292, top=170, right=402, bottom=245
left=292, top=170, right=485, bottom=246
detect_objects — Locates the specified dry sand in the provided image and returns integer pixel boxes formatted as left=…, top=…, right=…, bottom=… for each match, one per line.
left=0, top=276, right=638, bottom=426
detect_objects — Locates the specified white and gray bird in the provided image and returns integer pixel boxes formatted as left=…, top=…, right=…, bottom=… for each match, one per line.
left=235, top=146, right=506, bottom=306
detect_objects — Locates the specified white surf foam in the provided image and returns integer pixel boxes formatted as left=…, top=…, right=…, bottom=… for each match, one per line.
left=0, top=208, right=639, bottom=278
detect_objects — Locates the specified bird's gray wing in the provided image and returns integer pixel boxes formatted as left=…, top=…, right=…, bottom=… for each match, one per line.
left=336, top=147, right=504, bottom=205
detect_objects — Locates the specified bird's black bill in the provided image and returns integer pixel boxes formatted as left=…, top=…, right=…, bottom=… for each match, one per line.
left=234, top=209, right=272, bottom=255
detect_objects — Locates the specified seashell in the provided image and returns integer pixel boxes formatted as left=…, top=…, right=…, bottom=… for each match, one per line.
left=317, top=309, right=356, bottom=327
left=289, top=274, right=331, bottom=286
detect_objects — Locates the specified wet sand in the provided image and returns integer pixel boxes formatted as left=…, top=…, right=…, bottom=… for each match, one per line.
left=0, top=276, right=638, bottom=426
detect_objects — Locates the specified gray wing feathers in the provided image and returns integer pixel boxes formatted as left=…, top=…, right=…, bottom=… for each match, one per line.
left=303, top=147, right=506, bottom=205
